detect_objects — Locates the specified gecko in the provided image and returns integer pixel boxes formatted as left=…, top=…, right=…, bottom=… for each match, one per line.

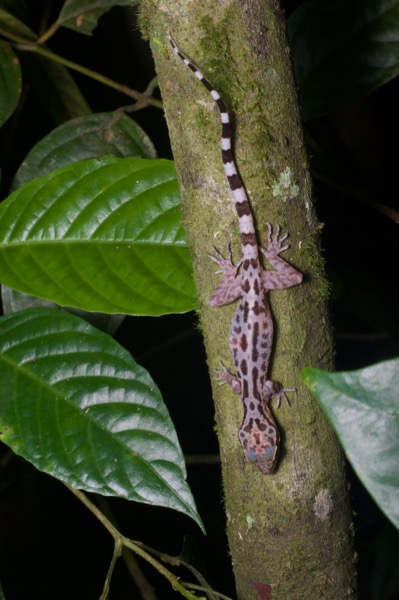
left=169, top=34, right=303, bottom=474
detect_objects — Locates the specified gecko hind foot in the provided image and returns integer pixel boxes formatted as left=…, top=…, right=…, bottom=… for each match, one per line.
left=214, top=361, right=241, bottom=394
left=263, top=379, right=295, bottom=409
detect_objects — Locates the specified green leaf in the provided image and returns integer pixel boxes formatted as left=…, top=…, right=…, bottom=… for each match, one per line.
left=7, top=112, right=156, bottom=317
left=0, top=40, right=21, bottom=126
left=302, top=360, right=399, bottom=529
left=288, top=0, right=399, bottom=119
left=58, top=0, right=138, bottom=35
left=1, top=284, right=125, bottom=334
left=12, top=112, right=157, bottom=189
left=0, top=157, right=196, bottom=315
left=0, top=308, right=203, bottom=530
left=22, top=53, right=91, bottom=122
left=0, top=6, right=37, bottom=43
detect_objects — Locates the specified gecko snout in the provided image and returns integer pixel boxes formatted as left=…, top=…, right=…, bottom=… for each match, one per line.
left=245, top=445, right=278, bottom=475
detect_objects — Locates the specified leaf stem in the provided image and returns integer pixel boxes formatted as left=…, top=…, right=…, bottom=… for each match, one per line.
left=65, top=485, right=205, bottom=599
left=37, top=21, right=59, bottom=44
left=14, top=42, right=163, bottom=109
left=99, top=538, right=123, bottom=600
left=131, top=540, right=231, bottom=600
left=181, top=583, right=233, bottom=600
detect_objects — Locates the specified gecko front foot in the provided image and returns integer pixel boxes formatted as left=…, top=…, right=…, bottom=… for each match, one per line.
left=261, top=223, right=289, bottom=260
left=260, top=223, right=303, bottom=290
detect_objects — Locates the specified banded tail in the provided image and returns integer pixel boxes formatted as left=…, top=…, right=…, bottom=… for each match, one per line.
left=168, top=34, right=258, bottom=257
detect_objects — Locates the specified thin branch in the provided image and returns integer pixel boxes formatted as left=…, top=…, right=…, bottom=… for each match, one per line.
left=65, top=485, right=206, bottom=600
left=122, top=547, right=158, bottom=600
left=95, top=494, right=158, bottom=600
left=181, top=583, right=233, bottom=600
left=130, top=540, right=229, bottom=600
left=37, top=21, right=60, bottom=44
left=14, top=42, right=163, bottom=110
left=99, top=539, right=123, bottom=600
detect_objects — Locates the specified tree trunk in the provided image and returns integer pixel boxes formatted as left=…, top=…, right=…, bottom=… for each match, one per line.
left=140, top=1, right=358, bottom=598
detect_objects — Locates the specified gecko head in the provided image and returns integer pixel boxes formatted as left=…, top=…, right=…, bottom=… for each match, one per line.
left=240, top=415, right=280, bottom=474
left=245, top=445, right=279, bottom=475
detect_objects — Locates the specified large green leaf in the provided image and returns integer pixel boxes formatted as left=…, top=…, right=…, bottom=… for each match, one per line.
left=6, top=112, right=156, bottom=321
left=302, top=359, right=399, bottom=529
left=58, top=0, right=138, bottom=35
left=0, top=40, right=21, bottom=127
left=288, top=0, right=399, bottom=119
left=0, top=157, right=196, bottom=315
left=0, top=308, right=203, bottom=529
left=12, top=112, right=156, bottom=189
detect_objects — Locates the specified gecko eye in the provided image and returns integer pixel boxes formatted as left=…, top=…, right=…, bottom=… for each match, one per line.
left=264, top=446, right=277, bottom=460
left=246, top=449, right=258, bottom=463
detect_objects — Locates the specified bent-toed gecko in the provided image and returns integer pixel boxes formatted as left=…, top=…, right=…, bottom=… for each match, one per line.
left=169, top=34, right=302, bottom=474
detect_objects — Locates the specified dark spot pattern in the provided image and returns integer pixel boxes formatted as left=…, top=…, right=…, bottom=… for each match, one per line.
left=228, top=173, right=243, bottom=190
left=242, top=259, right=250, bottom=270
left=185, top=57, right=197, bottom=72
left=240, top=334, right=248, bottom=352
left=241, top=232, right=257, bottom=246
left=236, top=201, right=251, bottom=217
left=252, top=322, right=259, bottom=362
left=253, top=301, right=264, bottom=316
left=243, top=418, right=253, bottom=433
left=243, top=302, right=249, bottom=322
left=221, top=122, right=230, bottom=138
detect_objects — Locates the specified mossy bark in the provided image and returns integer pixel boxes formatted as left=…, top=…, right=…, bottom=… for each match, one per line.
left=140, top=1, right=358, bottom=598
